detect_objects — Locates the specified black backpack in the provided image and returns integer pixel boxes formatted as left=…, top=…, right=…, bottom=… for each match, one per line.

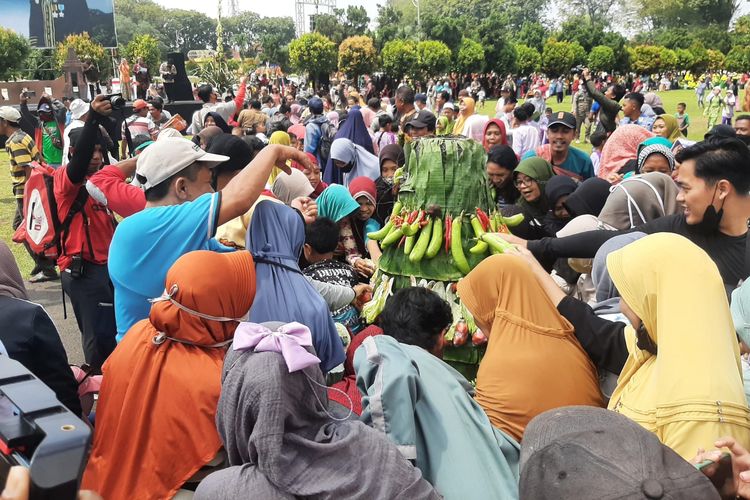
left=317, top=121, right=337, bottom=164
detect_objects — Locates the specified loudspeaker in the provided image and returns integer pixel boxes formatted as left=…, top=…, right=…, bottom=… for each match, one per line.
left=167, top=52, right=194, bottom=102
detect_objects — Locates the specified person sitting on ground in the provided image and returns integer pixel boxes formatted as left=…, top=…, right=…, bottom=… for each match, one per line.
left=193, top=322, right=440, bottom=500
left=523, top=112, right=594, bottom=181
left=356, top=287, right=522, bottom=500
left=0, top=240, right=81, bottom=416
left=245, top=201, right=347, bottom=374
left=108, top=135, right=311, bottom=341
left=302, top=218, right=364, bottom=334
left=620, top=92, right=655, bottom=131
left=456, top=254, right=603, bottom=443
left=83, top=250, right=256, bottom=499
left=487, top=144, right=520, bottom=208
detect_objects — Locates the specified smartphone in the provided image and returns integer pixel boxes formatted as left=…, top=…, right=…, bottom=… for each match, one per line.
left=697, top=452, right=734, bottom=498
left=23, top=90, right=36, bottom=97
left=0, top=356, right=91, bottom=500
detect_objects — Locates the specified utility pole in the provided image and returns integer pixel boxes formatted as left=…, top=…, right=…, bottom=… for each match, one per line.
left=411, top=0, right=421, bottom=39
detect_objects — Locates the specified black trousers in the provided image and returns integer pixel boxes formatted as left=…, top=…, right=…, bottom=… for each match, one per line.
left=14, top=199, right=56, bottom=274
left=61, top=262, right=117, bottom=373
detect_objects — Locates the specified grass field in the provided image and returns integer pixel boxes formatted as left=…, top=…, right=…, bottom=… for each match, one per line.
left=0, top=89, right=742, bottom=277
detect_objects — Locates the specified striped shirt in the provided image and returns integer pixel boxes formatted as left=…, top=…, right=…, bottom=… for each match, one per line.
left=5, top=130, right=39, bottom=199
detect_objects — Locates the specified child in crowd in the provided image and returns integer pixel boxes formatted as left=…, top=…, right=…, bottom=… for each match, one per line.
left=675, top=102, right=690, bottom=137
left=437, top=102, right=455, bottom=135
left=303, top=218, right=364, bottom=333
left=539, top=106, right=552, bottom=144
left=373, top=114, right=397, bottom=154
left=589, top=131, right=607, bottom=177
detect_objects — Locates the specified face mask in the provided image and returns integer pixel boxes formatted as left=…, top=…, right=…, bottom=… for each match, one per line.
left=695, top=184, right=725, bottom=235
left=381, top=176, right=394, bottom=186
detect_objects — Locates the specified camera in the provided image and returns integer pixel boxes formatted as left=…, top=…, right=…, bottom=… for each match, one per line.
left=102, top=93, right=125, bottom=110
left=0, top=357, right=91, bottom=499
left=571, top=65, right=585, bottom=75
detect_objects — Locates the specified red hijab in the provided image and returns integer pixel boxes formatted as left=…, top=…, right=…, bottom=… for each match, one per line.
left=482, top=119, right=508, bottom=152
left=293, top=152, right=328, bottom=198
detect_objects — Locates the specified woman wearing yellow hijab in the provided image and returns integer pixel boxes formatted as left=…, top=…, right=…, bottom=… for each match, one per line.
left=607, top=233, right=750, bottom=459
left=268, top=131, right=292, bottom=184
left=652, top=114, right=682, bottom=141
left=453, top=97, right=476, bottom=137
left=457, top=254, right=603, bottom=441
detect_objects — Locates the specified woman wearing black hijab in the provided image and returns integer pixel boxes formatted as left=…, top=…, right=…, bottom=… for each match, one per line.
left=564, top=177, right=612, bottom=217
left=543, top=175, right=577, bottom=236
left=203, top=111, right=232, bottom=133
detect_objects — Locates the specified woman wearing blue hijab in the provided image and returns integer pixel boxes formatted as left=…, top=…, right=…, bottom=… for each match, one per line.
left=245, top=200, right=345, bottom=373
left=324, top=108, right=374, bottom=184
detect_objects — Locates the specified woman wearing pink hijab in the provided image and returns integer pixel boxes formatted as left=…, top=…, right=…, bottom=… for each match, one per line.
left=597, top=124, right=654, bottom=183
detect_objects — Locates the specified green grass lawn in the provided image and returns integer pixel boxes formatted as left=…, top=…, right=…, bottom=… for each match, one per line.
left=478, top=88, right=740, bottom=154
left=0, top=150, right=34, bottom=277
left=0, top=88, right=742, bottom=277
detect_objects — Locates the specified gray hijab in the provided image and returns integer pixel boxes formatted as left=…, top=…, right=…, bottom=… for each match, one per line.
left=591, top=232, right=647, bottom=313
left=195, top=337, right=439, bottom=500
left=598, top=173, right=679, bottom=230
left=0, top=241, right=27, bottom=300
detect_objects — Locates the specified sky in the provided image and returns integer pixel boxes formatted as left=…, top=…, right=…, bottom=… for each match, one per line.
left=151, top=0, right=379, bottom=21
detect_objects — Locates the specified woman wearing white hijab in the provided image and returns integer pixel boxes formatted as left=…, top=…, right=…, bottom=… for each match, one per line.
left=271, top=169, right=314, bottom=205
left=329, top=138, right=380, bottom=187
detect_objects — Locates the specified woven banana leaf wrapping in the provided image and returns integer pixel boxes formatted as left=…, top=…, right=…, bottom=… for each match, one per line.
left=378, top=136, right=495, bottom=282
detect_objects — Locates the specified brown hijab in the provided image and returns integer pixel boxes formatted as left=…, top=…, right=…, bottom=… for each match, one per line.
left=0, top=241, right=27, bottom=300
left=457, top=255, right=603, bottom=441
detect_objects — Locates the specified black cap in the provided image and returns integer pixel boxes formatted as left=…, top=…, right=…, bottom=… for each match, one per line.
left=405, top=109, right=437, bottom=131
left=548, top=111, right=577, bottom=129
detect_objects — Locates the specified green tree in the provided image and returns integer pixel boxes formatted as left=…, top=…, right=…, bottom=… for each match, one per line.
left=0, top=28, right=31, bottom=81
left=381, top=39, right=419, bottom=80
left=557, top=17, right=608, bottom=52
left=313, top=13, right=346, bottom=44
left=416, top=40, right=452, bottom=78
left=288, top=32, right=336, bottom=84
left=601, top=31, right=630, bottom=72
left=637, top=0, right=738, bottom=29
left=541, top=39, right=578, bottom=76
left=688, top=42, right=709, bottom=72
left=374, top=4, right=404, bottom=50
left=456, top=38, right=485, bottom=74
left=338, top=36, right=378, bottom=81
left=514, top=21, right=547, bottom=51
left=124, top=34, right=161, bottom=73
left=163, top=10, right=217, bottom=54
left=693, top=24, right=732, bottom=53
left=628, top=45, right=664, bottom=74
left=659, top=47, right=678, bottom=70
left=731, top=15, right=750, bottom=46
left=725, top=47, right=750, bottom=72
left=587, top=45, right=615, bottom=72
left=477, top=13, right=517, bottom=75
left=674, top=48, right=695, bottom=69
left=223, top=11, right=261, bottom=56
left=256, top=17, right=296, bottom=66
left=55, top=33, right=109, bottom=76
left=515, top=44, right=541, bottom=74
left=421, top=13, right=464, bottom=54
left=706, top=49, right=725, bottom=70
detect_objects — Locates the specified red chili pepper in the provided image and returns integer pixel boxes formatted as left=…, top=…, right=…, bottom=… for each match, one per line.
left=407, top=210, right=419, bottom=224
left=445, top=215, right=453, bottom=253
left=398, top=235, right=407, bottom=248
left=475, top=208, right=491, bottom=232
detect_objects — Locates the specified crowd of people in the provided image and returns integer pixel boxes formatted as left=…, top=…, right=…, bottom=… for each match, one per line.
left=3, top=63, right=750, bottom=499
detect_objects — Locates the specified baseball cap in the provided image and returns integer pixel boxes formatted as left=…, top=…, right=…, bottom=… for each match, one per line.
left=520, top=406, right=719, bottom=500
left=405, top=109, right=437, bottom=131
left=70, top=99, right=90, bottom=120
left=548, top=111, right=576, bottom=129
left=415, top=93, right=427, bottom=104
left=0, top=106, right=21, bottom=123
left=38, top=103, right=52, bottom=113
left=133, top=99, right=148, bottom=111
left=308, top=97, right=324, bottom=114
left=135, top=138, right=229, bottom=191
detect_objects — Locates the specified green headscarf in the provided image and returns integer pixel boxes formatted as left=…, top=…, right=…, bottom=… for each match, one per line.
left=316, top=184, right=360, bottom=222
left=513, top=157, right=555, bottom=217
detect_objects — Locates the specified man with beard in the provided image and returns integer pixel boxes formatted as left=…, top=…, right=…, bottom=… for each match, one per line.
left=522, top=112, right=594, bottom=181
left=498, top=137, right=750, bottom=292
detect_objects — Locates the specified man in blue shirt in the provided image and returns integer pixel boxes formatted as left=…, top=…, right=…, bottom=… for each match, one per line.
left=522, top=111, right=594, bottom=180
left=108, top=137, right=312, bottom=340
left=619, top=92, right=655, bottom=131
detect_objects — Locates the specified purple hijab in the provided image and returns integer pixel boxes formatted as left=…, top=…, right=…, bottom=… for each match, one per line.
left=324, top=108, right=374, bottom=184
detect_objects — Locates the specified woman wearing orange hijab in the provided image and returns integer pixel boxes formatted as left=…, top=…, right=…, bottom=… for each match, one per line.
left=82, top=250, right=256, bottom=500
left=457, top=254, right=603, bottom=441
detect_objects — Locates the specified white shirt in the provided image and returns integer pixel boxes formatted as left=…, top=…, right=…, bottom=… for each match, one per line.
left=511, top=123, right=540, bottom=157
left=62, top=119, right=84, bottom=163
